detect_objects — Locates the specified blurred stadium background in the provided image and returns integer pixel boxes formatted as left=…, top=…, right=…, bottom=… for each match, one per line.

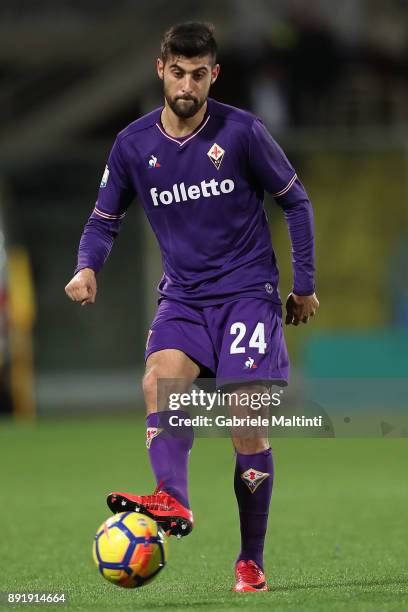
left=0, top=0, right=407, bottom=417
left=1, top=3, right=408, bottom=609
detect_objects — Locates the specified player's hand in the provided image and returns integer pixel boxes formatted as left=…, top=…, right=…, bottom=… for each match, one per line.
left=285, top=292, right=319, bottom=326
left=65, top=268, right=97, bottom=306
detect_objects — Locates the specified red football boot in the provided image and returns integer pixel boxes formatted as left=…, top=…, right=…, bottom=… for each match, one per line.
left=233, top=560, right=268, bottom=592
left=107, top=484, right=193, bottom=538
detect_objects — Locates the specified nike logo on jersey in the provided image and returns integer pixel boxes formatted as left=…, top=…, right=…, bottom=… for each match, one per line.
left=150, top=178, right=235, bottom=206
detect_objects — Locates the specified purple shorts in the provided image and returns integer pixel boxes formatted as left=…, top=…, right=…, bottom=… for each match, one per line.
left=145, top=298, right=289, bottom=387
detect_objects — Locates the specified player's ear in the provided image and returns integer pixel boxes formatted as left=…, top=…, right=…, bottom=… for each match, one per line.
left=157, top=58, right=164, bottom=80
left=210, top=63, right=220, bottom=85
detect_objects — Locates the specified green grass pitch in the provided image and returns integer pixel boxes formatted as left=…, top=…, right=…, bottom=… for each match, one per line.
left=1, top=416, right=407, bottom=611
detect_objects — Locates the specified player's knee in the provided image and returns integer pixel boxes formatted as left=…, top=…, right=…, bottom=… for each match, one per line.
left=232, top=437, right=269, bottom=455
left=143, top=365, right=175, bottom=414
left=142, top=369, right=159, bottom=413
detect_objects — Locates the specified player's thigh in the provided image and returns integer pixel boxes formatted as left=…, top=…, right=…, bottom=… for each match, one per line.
left=145, top=348, right=200, bottom=378
left=143, top=349, right=200, bottom=413
left=145, top=299, right=215, bottom=375
left=143, top=299, right=215, bottom=413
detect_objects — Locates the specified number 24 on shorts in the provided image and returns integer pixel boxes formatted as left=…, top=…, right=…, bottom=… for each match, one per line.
left=229, top=322, right=267, bottom=354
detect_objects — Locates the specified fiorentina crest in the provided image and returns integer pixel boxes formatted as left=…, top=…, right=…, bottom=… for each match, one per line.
left=207, top=143, right=225, bottom=170
left=241, top=468, right=269, bottom=493
left=146, top=427, right=162, bottom=449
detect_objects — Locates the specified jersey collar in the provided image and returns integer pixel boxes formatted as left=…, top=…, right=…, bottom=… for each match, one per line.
left=155, top=103, right=211, bottom=147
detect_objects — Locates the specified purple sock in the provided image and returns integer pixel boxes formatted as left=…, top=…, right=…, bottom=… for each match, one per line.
left=234, top=448, right=274, bottom=571
left=146, top=410, right=193, bottom=509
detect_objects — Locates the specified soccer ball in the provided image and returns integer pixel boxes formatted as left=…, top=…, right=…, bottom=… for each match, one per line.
left=93, top=512, right=168, bottom=588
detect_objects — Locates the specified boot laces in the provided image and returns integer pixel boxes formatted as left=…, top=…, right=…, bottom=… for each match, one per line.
left=237, top=560, right=263, bottom=583
left=140, top=481, right=175, bottom=511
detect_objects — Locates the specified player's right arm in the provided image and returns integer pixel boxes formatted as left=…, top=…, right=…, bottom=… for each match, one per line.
left=65, top=136, right=134, bottom=305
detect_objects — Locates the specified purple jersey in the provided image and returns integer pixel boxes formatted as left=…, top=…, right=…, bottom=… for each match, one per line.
left=76, top=98, right=315, bottom=306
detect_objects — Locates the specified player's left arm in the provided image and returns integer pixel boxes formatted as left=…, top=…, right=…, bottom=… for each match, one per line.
left=248, top=119, right=319, bottom=325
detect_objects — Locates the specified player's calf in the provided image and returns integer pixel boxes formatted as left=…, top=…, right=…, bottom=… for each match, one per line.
left=226, top=383, right=273, bottom=582
left=108, top=351, right=198, bottom=538
left=107, top=408, right=195, bottom=538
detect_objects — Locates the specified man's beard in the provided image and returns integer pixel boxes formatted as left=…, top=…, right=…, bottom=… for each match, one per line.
left=164, top=83, right=208, bottom=119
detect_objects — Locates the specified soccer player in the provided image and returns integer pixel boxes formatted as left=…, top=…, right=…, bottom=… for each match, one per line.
left=65, top=22, right=319, bottom=592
